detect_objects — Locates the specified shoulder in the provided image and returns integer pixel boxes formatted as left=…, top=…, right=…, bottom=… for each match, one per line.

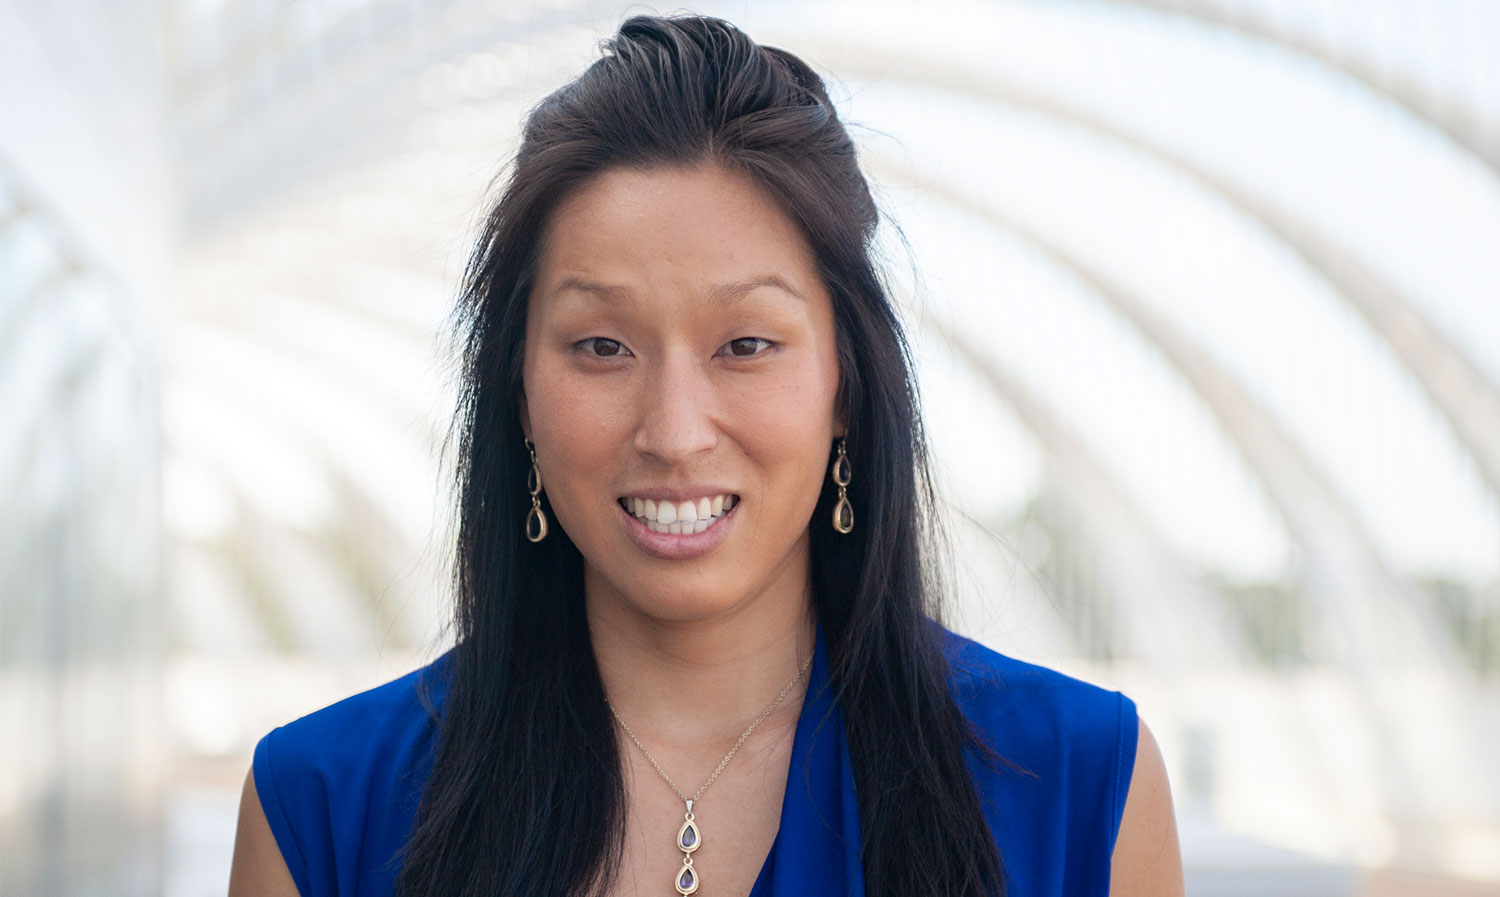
left=938, top=626, right=1140, bottom=849
left=252, top=651, right=453, bottom=897
left=256, top=652, right=451, bottom=771
left=941, top=626, right=1137, bottom=742
left=255, top=652, right=451, bottom=802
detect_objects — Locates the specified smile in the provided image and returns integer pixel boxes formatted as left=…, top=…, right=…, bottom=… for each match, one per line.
left=616, top=493, right=738, bottom=534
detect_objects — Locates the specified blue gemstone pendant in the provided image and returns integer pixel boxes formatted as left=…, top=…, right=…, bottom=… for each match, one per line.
left=674, top=799, right=701, bottom=895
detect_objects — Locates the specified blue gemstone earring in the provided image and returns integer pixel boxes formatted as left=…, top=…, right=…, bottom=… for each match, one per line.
left=831, top=437, right=853, bottom=534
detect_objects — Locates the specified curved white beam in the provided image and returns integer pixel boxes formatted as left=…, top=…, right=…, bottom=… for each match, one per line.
left=1111, top=0, right=1500, bottom=178
left=883, top=158, right=1462, bottom=673
left=925, top=311, right=1253, bottom=671
left=814, top=43, right=1500, bottom=504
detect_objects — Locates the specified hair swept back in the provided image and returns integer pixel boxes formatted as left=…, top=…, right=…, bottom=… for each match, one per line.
left=398, top=14, right=1011, bottom=897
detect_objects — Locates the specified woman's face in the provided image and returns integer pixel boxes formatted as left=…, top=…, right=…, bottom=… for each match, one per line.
left=521, top=163, right=844, bottom=623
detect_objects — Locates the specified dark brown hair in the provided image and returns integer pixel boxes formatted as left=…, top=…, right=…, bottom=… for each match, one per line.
left=398, top=14, right=1009, bottom=897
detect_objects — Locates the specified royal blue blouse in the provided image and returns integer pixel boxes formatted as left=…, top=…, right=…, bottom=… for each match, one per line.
left=253, top=624, right=1138, bottom=897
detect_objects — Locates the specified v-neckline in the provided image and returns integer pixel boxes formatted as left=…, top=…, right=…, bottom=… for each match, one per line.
left=744, top=620, right=865, bottom=897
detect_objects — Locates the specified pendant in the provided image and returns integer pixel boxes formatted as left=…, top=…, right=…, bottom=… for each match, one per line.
left=674, top=799, right=701, bottom=895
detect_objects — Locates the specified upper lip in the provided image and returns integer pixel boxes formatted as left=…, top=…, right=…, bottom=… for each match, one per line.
left=617, top=486, right=740, bottom=503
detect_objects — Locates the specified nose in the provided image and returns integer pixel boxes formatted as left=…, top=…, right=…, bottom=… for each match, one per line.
left=632, top=349, right=720, bottom=465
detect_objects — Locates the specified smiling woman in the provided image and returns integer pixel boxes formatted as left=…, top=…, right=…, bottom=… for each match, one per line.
left=523, top=164, right=842, bottom=592
left=228, top=13, right=1181, bottom=897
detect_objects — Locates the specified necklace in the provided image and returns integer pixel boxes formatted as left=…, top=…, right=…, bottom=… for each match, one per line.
left=605, top=652, right=814, bottom=896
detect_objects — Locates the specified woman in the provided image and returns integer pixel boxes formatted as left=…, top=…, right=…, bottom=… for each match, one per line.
left=229, top=14, right=1183, bottom=897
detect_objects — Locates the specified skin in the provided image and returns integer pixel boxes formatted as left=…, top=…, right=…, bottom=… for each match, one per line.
left=1114, top=719, right=1187, bottom=896
left=522, top=163, right=838, bottom=896
left=228, top=161, right=1184, bottom=896
left=229, top=771, right=297, bottom=897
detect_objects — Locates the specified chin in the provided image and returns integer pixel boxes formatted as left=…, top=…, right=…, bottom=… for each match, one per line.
left=578, top=515, right=808, bottom=624
left=625, top=582, right=750, bottom=623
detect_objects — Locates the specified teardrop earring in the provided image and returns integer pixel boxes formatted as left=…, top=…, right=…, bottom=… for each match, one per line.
left=831, top=437, right=853, bottom=534
left=525, top=438, right=549, bottom=543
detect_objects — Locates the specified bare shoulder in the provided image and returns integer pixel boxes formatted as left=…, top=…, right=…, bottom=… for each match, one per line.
left=1109, top=717, right=1185, bottom=897
left=229, top=766, right=300, bottom=897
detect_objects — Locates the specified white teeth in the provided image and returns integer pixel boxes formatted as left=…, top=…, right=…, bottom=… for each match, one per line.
left=622, top=493, right=738, bottom=533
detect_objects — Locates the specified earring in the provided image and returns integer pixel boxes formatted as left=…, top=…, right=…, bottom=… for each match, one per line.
left=831, top=437, right=853, bottom=534
left=525, top=438, right=549, bottom=543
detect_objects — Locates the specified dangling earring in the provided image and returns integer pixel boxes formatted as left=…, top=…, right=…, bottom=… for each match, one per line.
left=831, top=437, right=853, bottom=534
left=525, top=438, right=549, bottom=543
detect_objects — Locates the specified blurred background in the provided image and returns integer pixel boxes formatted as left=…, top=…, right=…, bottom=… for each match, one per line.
left=2, top=0, right=1497, bottom=894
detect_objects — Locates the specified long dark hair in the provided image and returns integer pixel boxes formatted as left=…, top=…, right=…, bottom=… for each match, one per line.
left=398, top=14, right=1008, bottom=897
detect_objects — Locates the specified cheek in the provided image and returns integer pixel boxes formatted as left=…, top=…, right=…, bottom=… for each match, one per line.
left=724, top=360, right=840, bottom=507
left=523, top=356, right=624, bottom=523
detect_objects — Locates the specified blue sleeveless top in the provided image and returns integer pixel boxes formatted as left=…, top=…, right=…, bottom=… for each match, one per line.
left=254, top=625, right=1138, bottom=897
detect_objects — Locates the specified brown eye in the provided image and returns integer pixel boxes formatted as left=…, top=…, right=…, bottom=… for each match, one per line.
left=722, top=337, right=771, bottom=357
left=581, top=337, right=628, bottom=357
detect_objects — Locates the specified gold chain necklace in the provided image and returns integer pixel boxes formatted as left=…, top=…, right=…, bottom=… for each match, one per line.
left=605, top=653, right=814, bottom=896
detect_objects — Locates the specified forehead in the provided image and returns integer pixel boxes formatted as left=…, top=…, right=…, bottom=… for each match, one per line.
left=533, top=164, right=823, bottom=304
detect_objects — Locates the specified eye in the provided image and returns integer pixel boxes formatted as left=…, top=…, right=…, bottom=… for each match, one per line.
left=578, top=337, right=631, bottom=358
left=719, top=337, right=773, bottom=358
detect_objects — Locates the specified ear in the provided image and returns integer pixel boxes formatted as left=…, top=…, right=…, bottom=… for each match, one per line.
left=832, top=401, right=848, bottom=440
left=519, top=394, right=532, bottom=442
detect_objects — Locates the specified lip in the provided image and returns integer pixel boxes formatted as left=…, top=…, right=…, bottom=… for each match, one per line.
left=618, top=496, right=738, bottom=560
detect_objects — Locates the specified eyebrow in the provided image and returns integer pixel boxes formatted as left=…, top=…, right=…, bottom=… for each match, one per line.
left=551, top=274, right=807, bottom=306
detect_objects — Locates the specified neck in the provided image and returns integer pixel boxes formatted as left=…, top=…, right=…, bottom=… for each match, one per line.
left=586, top=572, right=817, bottom=753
